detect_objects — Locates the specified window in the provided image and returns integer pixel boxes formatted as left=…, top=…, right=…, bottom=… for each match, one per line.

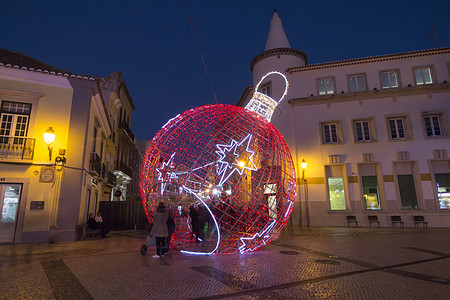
left=321, top=122, right=342, bottom=144
left=435, top=173, right=450, bottom=210
left=328, top=177, right=346, bottom=210
left=424, top=115, right=442, bottom=137
left=323, top=123, right=338, bottom=143
left=264, top=183, right=277, bottom=218
left=348, top=74, right=366, bottom=92
left=326, top=165, right=347, bottom=210
left=397, top=175, right=419, bottom=209
left=318, top=78, right=334, bottom=95
left=395, top=162, right=419, bottom=210
left=85, top=189, right=91, bottom=221
left=0, top=101, right=31, bottom=144
left=0, top=184, right=22, bottom=223
left=353, top=119, right=375, bottom=142
left=359, top=163, right=382, bottom=210
left=431, top=160, right=450, bottom=210
left=92, top=125, right=98, bottom=153
left=380, top=71, right=399, bottom=89
left=414, top=67, right=433, bottom=85
left=260, top=83, right=271, bottom=97
left=362, top=176, right=381, bottom=210
left=388, top=118, right=406, bottom=139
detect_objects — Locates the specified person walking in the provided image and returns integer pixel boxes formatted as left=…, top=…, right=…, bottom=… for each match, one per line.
left=150, top=202, right=168, bottom=258
left=163, top=209, right=176, bottom=254
left=189, top=205, right=199, bottom=242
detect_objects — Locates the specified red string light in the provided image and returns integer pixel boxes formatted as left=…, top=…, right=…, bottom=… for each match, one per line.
left=140, top=104, right=296, bottom=254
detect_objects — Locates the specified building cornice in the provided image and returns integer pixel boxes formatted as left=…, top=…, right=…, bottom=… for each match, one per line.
left=289, top=82, right=450, bottom=106
left=251, top=48, right=308, bottom=71
left=0, top=62, right=95, bottom=81
left=287, top=47, right=450, bottom=73
left=0, top=88, right=42, bottom=102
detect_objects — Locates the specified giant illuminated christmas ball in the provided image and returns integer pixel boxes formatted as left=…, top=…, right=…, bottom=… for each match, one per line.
left=141, top=103, right=296, bottom=255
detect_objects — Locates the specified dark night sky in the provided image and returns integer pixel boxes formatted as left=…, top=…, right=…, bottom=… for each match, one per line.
left=2, top=0, right=449, bottom=141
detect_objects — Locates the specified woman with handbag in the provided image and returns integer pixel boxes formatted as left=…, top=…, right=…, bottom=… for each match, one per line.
left=150, top=202, right=169, bottom=258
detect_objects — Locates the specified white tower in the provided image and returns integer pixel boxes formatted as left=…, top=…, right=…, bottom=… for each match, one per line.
left=244, top=10, right=307, bottom=227
left=251, top=10, right=307, bottom=84
left=245, top=10, right=307, bottom=123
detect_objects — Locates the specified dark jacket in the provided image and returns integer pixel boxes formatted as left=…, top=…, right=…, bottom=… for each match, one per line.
left=167, top=215, right=175, bottom=236
left=88, top=217, right=98, bottom=230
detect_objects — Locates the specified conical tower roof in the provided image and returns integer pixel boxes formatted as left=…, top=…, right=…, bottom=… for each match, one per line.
left=251, top=10, right=307, bottom=72
left=264, top=10, right=291, bottom=50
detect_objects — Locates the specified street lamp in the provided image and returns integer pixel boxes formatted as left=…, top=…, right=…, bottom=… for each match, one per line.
left=44, top=127, right=55, bottom=161
left=301, top=159, right=307, bottom=178
left=300, top=159, right=310, bottom=227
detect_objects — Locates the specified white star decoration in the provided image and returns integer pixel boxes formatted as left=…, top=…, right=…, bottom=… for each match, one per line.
left=215, top=134, right=257, bottom=186
left=238, top=219, right=277, bottom=254
left=156, top=152, right=177, bottom=193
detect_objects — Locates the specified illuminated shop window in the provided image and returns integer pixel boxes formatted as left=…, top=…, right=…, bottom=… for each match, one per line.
left=318, top=78, right=334, bottom=95
left=328, top=177, right=346, bottom=210
left=0, top=184, right=21, bottom=223
left=414, top=67, right=433, bottom=85
left=435, top=173, right=450, bottom=210
left=362, top=176, right=380, bottom=210
left=397, top=174, right=419, bottom=209
left=348, top=74, right=366, bottom=92
left=380, top=71, right=399, bottom=89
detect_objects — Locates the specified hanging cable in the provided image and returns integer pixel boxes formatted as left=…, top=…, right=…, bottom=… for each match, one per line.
left=182, top=0, right=219, bottom=104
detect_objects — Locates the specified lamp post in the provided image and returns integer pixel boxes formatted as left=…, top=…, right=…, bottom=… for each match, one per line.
left=301, top=159, right=310, bottom=227
left=44, top=127, right=55, bottom=161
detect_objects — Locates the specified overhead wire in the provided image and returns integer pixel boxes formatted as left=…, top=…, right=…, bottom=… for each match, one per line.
left=182, top=0, right=219, bottom=104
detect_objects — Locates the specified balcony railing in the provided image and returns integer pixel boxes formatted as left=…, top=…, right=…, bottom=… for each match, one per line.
left=101, top=163, right=106, bottom=179
left=119, top=120, right=135, bottom=141
left=89, top=152, right=102, bottom=175
left=107, top=170, right=116, bottom=186
left=118, top=161, right=133, bottom=178
left=0, top=136, right=35, bottom=160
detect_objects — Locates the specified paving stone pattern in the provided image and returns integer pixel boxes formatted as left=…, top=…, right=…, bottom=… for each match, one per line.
left=0, top=227, right=449, bottom=299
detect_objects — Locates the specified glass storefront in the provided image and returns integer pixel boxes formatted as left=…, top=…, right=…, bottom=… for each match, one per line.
left=397, top=174, right=418, bottom=209
left=435, top=173, right=450, bottom=210
left=362, top=176, right=380, bottom=210
left=1, top=184, right=21, bottom=223
left=328, top=177, right=346, bottom=210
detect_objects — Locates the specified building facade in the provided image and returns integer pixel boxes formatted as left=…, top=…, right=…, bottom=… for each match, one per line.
left=238, top=12, right=450, bottom=227
left=0, top=49, right=142, bottom=243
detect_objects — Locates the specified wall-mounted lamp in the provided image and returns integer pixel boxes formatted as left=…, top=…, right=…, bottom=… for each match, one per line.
left=300, top=159, right=310, bottom=227
left=301, top=159, right=307, bottom=179
left=44, top=127, right=55, bottom=161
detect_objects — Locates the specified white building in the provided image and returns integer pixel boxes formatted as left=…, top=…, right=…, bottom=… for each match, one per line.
left=238, top=11, right=450, bottom=228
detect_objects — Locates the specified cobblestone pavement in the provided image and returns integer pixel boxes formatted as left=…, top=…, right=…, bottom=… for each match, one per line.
left=1, top=226, right=449, bottom=300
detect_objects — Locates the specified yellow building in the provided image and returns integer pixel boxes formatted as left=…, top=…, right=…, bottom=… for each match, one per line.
left=0, top=49, right=141, bottom=243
